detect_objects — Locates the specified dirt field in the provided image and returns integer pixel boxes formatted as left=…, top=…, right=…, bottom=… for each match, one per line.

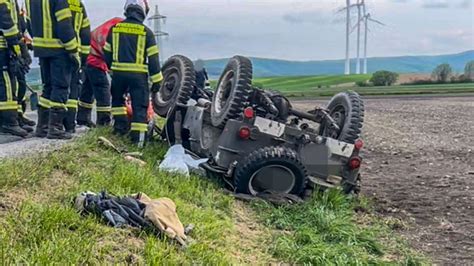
left=295, top=96, right=474, bottom=264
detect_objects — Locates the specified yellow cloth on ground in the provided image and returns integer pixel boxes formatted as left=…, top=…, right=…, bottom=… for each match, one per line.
left=136, top=193, right=187, bottom=241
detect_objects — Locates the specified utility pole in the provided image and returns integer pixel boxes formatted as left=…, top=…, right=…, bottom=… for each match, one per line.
left=345, top=0, right=351, bottom=75
left=148, top=4, right=169, bottom=64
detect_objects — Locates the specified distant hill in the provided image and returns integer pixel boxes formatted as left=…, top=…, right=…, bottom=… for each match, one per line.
left=204, top=50, right=474, bottom=78
left=26, top=50, right=473, bottom=84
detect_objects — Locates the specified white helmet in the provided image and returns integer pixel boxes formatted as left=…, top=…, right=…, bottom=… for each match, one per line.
left=124, top=0, right=150, bottom=15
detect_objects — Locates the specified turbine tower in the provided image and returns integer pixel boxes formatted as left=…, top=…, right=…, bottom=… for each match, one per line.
left=355, top=0, right=363, bottom=74
left=344, top=0, right=351, bottom=75
left=148, top=4, right=169, bottom=64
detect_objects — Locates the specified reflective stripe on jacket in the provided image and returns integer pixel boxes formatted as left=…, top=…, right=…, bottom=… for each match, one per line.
left=0, top=0, right=19, bottom=50
left=103, top=18, right=163, bottom=85
left=86, top=17, right=123, bottom=72
left=25, top=0, right=78, bottom=57
left=68, top=0, right=90, bottom=59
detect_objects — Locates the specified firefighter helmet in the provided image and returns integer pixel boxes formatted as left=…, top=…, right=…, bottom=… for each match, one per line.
left=124, top=0, right=150, bottom=16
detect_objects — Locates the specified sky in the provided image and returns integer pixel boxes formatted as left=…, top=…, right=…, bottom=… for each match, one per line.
left=47, top=0, right=474, bottom=61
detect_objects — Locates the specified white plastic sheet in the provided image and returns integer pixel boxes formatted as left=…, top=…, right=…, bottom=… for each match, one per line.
left=158, top=144, right=208, bottom=176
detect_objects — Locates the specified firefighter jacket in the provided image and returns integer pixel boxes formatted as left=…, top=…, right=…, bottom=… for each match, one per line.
left=68, top=0, right=90, bottom=60
left=0, top=0, right=19, bottom=52
left=24, top=0, right=78, bottom=57
left=87, top=17, right=123, bottom=72
left=103, top=17, right=163, bottom=85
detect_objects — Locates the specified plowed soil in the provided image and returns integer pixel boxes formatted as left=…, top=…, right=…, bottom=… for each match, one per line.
left=295, top=95, right=474, bottom=264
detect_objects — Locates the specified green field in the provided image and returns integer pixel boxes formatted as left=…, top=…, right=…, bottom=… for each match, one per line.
left=210, top=74, right=474, bottom=97
left=253, top=74, right=372, bottom=92
left=0, top=129, right=427, bottom=264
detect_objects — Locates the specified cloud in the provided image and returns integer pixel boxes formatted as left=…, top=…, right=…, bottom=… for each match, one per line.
left=458, top=0, right=473, bottom=8
left=282, top=11, right=328, bottom=24
left=422, top=0, right=449, bottom=8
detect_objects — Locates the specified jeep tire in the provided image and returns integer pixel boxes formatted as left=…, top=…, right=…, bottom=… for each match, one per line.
left=234, top=146, right=307, bottom=196
left=319, top=91, right=364, bottom=144
left=152, top=55, right=195, bottom=118
left=211, top=56, right=253, bottom=128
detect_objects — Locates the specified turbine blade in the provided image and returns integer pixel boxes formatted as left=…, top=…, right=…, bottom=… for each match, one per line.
left=369, top=18, right=385, bottom=26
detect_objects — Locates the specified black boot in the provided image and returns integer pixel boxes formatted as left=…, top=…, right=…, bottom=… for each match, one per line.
left=130, top=130, right=147, bottom=148
left=18, top=116, right=34, bottom=133
left=77, top=106, right=95, bottom=127
left=63, top=109, right=77, bottom=133
left=113, top=115, right=130, bottom=136
left=18, top=112, right=37, bottom=127
left=0, top=110, right=29, bottom=137
left=47, top=108, right=72, bottom=140
left=97, top=111, right=111, bottom=126
left=35, top=106, right=49, bottom=138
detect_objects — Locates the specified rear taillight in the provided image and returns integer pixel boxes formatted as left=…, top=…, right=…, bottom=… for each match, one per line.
left=354, top=139, right=364, bottom=150
left=238, top=126, right=251, bottom=140
left=243, top=107, right=254, bottom=119
left=349, top=156, right=362, bottom=169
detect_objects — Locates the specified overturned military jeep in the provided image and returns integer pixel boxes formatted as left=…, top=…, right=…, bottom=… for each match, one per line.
left=152, top=55, right=365, bottom=197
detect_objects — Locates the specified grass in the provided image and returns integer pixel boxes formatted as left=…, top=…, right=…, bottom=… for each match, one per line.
left=253, top=74, right=372, bottom=92
left=209, top=74, right=474, bottom=97
left=0, top=129, right=428, bottom=264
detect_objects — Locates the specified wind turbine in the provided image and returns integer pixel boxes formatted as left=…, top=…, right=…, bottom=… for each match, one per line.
left=352, top=6, right=385, bottom=74
left=339, top=0, right=359, bottom=75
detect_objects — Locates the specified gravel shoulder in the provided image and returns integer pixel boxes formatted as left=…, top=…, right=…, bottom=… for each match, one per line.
left=0, top=111, right=88, bottom=159
left=295, top=95, right=474, bottom=264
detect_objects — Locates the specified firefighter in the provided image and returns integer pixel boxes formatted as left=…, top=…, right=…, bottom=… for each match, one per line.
left=0, top=0, right=28, bottom=137
left=104, top=0, right=162, bottom=146
left=77, top=17, right=124, bottom=128
left=25, top=0, right=80, bottom=139
left=195, top=59, right=209, bottom=90
left=12, top=0, right=36, bottom=132
left=63, top=0, right=90, bottom=133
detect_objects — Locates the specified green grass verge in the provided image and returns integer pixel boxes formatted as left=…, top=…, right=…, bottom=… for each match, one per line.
left=0, top=129, right=427, bottom=264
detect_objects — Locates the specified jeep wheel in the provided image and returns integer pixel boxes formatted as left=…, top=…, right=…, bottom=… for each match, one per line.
left=152, top=55, right=195, bottom=117
left=234, top=147, right=307, bottom=196
left=319, top=91, right=364, bottom=144
left=211, top=56, right=253, bottom=127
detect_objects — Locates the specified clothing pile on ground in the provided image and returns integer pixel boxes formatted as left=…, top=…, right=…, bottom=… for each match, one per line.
left=74, top=191, right=191, bottom=246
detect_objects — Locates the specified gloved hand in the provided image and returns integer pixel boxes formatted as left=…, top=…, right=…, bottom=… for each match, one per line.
left=151, top=83, right=161, bottom=93
left=20, top=43, right=32, bottom=65
left=12, top=45, right=21, bottom=57
left=69, top=53, right=81, bottom=72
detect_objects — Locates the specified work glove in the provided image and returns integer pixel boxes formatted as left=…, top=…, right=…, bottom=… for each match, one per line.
left=151, top=83, right=161, bottom=93
left=69, top=53, right=81, bottom=72
left=20, top=43, right=32, bottom=66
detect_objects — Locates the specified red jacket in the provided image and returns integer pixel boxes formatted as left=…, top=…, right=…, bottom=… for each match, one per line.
left=86, top=17, right=124, bottom=72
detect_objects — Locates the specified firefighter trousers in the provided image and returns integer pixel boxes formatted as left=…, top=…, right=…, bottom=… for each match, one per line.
left=38, top=55, right=73, bottom=109
left=0, top=67, right=19, bottom=126
left=16, top=71, right=27, bottom=114
left=63, top=69, right=83, bottom=131
left=78, top=65, right=111, bottom=125
left=110, top=72, right=149, bottom=143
